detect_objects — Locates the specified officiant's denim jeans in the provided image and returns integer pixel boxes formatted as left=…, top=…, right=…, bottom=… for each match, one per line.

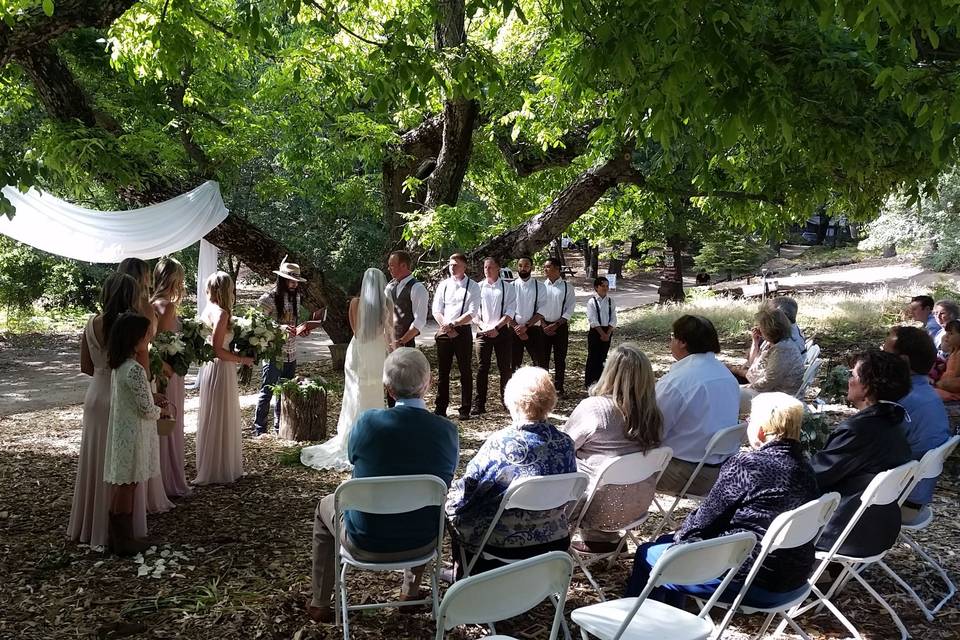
left=254, top=359, right=297, bottom=434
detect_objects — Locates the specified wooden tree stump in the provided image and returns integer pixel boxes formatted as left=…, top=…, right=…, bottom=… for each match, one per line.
left=328, top=343, right=349, bottom=372
left=278, top=389, right=328, bottom=442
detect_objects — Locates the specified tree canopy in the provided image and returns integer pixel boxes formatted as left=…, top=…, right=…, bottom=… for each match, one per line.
left=2, top=0, right=960, bottom=337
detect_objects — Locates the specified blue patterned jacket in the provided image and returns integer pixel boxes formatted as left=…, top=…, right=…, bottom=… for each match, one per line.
left=446, top=421, right=577, bottom=549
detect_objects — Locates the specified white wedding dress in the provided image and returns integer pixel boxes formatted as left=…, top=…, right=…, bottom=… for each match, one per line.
left=300, top=334, right=387, bottom=471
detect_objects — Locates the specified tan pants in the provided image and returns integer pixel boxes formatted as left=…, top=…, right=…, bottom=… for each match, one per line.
left=656, top=458, right=721, bottom=498
left=310, top=494, right=433, bottom=607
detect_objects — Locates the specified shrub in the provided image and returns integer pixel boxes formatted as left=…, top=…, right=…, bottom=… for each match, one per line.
left=819, top=365, right=851, bottom=404
left=800, top=411, right=832, bottom=455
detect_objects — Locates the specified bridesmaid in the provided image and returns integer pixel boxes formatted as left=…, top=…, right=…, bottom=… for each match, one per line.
left=68, top=273, right=145, bottom=549
left=150, top=257, right=191, bottom=498
left=117, top=258, right=174, bottom=515
left=194, top=272, right=252, bottom=485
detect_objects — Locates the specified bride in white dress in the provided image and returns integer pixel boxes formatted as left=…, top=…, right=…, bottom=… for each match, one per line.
left=301, top=268, right=393, bottom=471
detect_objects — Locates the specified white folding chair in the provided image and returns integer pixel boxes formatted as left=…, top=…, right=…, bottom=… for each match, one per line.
left=459, top=472, right=590, bottom=578
left=876, top=435, right=960, bottom=620
left=569, top=447, right=674, bottom=599
left=333, top=474, right=448, bottom=640
left=795, top=358, right=822, bottom=400
left=435, top=551, right=574, bottom=640
left=709, top=493, right=842, bottom=640
left=650, top=423, right=747, bottom=539
left=804, top=343, right=820, bottom=367
left=572, top=531, right=757, bottom=640
left=778, top=461, right=920, bottom=640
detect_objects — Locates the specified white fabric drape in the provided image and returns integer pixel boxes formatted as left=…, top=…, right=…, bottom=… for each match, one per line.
left=0, top=181, right=228, bottom=262
left=196, top=239, right=219, bottom=317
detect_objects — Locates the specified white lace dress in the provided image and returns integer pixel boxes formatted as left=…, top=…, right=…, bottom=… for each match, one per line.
left=300, top=334, right=387, bottom=471
left=103, top=359, right=162, bottom=485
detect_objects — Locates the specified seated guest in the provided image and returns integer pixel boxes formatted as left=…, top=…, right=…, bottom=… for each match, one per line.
left=812, top=349, right=912, bottom=558
left=933, top=299, right=960, bottom=356
left=908, top=295, right=941, bottom=340
left=732, top=307, right=805, bottom=412
left=625, top=392, right=818, bottom=608
left=561, top=344, right=663, bottom=553
left=935, top=320, right=960, bottom=402
left=656, top=315, right=740, bottom=497
left=446, top=366, right=576, bottom=576
left=882, top=326, right=951, bottom=523
left=740, top=298, right=807, bottom=372
left=306, top=348, right=459, bottom=622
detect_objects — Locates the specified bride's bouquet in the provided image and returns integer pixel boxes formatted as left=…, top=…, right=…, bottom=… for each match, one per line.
left=231, top=308, right=287, bottom=384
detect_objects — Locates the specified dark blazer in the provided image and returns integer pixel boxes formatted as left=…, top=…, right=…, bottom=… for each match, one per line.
left=812, top=402, right=912, bottom=557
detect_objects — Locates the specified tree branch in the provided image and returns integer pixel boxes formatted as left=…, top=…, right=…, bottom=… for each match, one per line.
left=496, top=119, right=602, bottom=177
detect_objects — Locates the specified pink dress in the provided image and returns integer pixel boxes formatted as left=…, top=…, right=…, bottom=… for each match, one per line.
left=67, top=318, right=149, bottom=548
left=158, top=373, right=191, bottom=496
left=194, top=322, right=243, bottom=484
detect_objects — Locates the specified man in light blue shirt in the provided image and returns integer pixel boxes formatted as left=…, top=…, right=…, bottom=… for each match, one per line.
left=908, top=295, right=941, bottom=341
left=882, top=326, right=951, bottom=523
left=656, top=315, right=741, bottom=497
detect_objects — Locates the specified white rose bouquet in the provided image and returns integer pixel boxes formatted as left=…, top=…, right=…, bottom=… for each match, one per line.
left=231, top=308, right=286, bottom=384
left=149, top=331, right=191, bottom=391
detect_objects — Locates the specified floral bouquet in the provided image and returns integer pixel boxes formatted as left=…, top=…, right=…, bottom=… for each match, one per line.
left=180, top=318, right=215, bottom=367
left=231, top=308, right=287, bottom=384
left=149, top=331, right=190, bottom=393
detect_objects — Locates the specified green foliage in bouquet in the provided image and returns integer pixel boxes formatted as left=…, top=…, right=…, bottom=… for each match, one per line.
left=231, top=308, right=287, bottom=384
left=800, top=411, right=833, bottom=456
left=819, top=365, right=852, bottom=404
left=271, top=376, right=329, bottom=399
left=180, top=318, right=215, bottom=366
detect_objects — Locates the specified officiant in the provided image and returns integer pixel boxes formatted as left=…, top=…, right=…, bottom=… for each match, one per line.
left=253, top=258, right=325, bottom=436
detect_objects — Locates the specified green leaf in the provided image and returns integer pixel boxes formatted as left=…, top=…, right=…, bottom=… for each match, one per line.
left=41, top=0, right=54, bottom=17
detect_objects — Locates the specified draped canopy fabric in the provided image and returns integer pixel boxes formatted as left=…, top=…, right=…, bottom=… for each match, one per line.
left=0, top=181, right=228, bottom=263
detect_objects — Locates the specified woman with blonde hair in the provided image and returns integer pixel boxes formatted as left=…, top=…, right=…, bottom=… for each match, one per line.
left=625, top=391, right=818, bottom=608
left=195, top=271, right=253, bottom=484
left=562, top=343, right=663, bottom=553
left=301, top=267, right=394, bottom=471
left=446, top=366, right=577, bottom=576
left=150, top=257, right=190, bottom=497
left=732, top=306, right=805, bottom=412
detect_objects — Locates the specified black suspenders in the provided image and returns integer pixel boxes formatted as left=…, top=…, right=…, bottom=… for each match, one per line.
left=592, top=296, right=612, bottom=325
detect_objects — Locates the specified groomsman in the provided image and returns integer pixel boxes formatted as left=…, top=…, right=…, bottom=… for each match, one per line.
left=385, top=250, right=428, bottom=349
left=473, top=256, right=517, bottom=414
left=432, top=253, right=480, bottom=419
left=584, top=276, right=617, bottom=387
left=511, top=256, right=546, bottom=370
left=541, top=258, right=575, bottom=396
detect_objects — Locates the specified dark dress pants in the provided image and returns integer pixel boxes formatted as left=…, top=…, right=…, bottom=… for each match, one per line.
left=254, top=359, right=297, bottom=434
left=511, top=326, right=546, bottom=371
left=542, top=323, right=569, bottom=392
left=436, top=330, right=473, bottom=417
left=474, top=330, right=513, bottom=412
left=584, top=327, right=611, bottom=388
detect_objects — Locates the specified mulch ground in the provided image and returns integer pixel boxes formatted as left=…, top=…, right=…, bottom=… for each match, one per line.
left=1, top=333, right=958, bottom=640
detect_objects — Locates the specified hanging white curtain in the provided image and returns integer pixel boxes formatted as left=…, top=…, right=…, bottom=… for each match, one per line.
left=0, top=181, right=228, bottom=262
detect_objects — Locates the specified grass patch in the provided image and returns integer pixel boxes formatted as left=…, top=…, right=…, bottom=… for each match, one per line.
left=0, top=304, right=89, bottom=334
left=789, top=245, right=879, bottom=271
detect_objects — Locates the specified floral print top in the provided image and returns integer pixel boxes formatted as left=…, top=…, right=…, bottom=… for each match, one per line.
left=446, top=421, right=577, bottom=549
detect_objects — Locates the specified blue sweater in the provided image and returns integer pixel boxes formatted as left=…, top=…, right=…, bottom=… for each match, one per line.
left=899, top=374, right=951, bottom=505
left=345, top=404, right=460, bottom=553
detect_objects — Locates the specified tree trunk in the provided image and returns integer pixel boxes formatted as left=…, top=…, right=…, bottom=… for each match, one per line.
left=586, top=244, right=599, bottom=279
left=14, top=44, right=98, bottom=126
left=204, top=214, right=352, bottom=343
left=658, top=236, right=686, bottom=303
left=382, top=115, right=443, bottom=246
left=278, top=389, right=328, bottom=442
left=455, top=150, right=635, bottom=278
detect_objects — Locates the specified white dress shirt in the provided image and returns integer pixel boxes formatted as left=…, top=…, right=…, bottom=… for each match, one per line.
left=385, top=274, right=429, bottom=334
left=475, top=277, right=517, bottom=332
left=432, top=275, right=480, bottom=325
left=586, top=295, right=617, bottom=329
left=513, top=276, right=544, bottom=326
left=655, top=352, right=741, bottom=464
left=541, top=277, right=575, bottom=323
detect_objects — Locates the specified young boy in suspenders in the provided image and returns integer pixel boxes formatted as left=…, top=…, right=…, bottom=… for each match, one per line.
left=585, top=276, right=617, bottom=387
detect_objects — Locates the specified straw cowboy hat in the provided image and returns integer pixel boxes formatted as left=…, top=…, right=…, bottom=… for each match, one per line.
left=274, top=256, right=307, bottom=282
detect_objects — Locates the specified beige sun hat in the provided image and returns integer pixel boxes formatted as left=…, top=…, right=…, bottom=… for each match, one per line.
left=274, top=256, right=307, bottom=282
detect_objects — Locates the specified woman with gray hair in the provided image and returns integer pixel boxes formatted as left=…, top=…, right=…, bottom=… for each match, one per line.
left=733, top=307, right=805, bottom=412
left=933, top=298, right=960, bottom=355
left=301, top=268, right=394, bottom=471
left=445, top=366, right=577, bottom=576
